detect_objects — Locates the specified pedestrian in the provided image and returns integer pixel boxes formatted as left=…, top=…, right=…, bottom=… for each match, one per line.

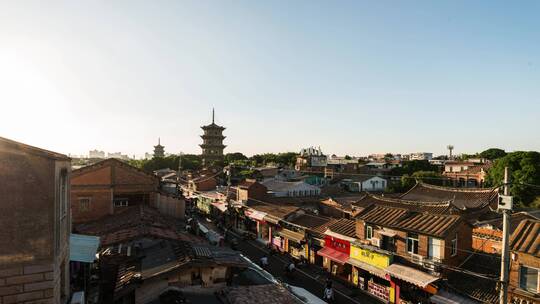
left=323, top=286, right=334, bottom=303
left=260, top=255, right=269, bottom=268
left=325, top=277, right=332, bottom=289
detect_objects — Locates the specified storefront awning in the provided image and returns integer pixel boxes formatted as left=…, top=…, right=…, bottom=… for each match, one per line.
left=279, top=229, right=305, bottom=243
left=317, top=247, right=349, bottom=264
left=385, top=263, right=440, bottom=288
left=245, top=209, right=267, bottom=221
left=211, top=201, right=228, bottom=212
left=347, top=258, right=388, bottom=279
left=70, top=234, right=100, bottom=263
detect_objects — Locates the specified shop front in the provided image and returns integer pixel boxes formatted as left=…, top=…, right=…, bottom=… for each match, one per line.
left=244, top=209, right=267, bottom=240
left=278, top=228, right=306, bottom=260
left=317, top=235, right=352, bottom=281
left=384, top=263, right=439, bottom=304
left=306, top=234, right=325, bottom=266
left=348, top=244, right=394, bottom=303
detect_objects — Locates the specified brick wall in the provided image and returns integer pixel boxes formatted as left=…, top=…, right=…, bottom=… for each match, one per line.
left=0, top=263, right=56, bottom=304
left=472, top=227, right=502, bottom=254
left=509, top=252, right=540, bottom=303
left=356, top=220, right=365, bottom=240
left=71, top=188, right=113, bottom=224
left=443, top=223, right=472, bottom=267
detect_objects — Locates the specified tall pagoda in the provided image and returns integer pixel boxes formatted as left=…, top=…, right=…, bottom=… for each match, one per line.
left=200, top=109, right=226, bottom=166
left=153, top=138, right=165, bottom=158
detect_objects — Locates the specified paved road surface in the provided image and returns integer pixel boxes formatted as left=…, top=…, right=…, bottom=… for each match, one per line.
left=228, top=233, right=381, bottom=304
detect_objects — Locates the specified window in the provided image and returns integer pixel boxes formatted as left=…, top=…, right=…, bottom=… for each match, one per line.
left=114, top=198, right=129, bottom=207
left=79, top=198, right=91, bottom=212
left=519, top=266, right=539, bottom=293
left=59, top=170, right=68, bottom=219
left=451, top=234, right=458, bottom=256
left=407, top=233, right=419, bottom=254
left=366, top=225, right=373, bottom=240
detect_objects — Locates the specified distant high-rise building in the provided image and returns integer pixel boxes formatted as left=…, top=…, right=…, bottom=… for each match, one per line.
left=200, top=108, right=226, bottom=167
left=153, top=138, right=165, bottom=158
left=89, top=149, right=105, bottom=158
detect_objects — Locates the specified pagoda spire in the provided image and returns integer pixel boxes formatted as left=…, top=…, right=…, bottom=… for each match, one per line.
left=212, top=108, right=215, bottom=124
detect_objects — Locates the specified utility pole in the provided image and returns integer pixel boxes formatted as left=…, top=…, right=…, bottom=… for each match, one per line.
left=177, top=152, right=183, bottom=195
left=499, top=167, right=512, bottom=304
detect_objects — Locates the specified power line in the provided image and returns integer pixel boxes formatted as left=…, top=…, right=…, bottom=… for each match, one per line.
left=186, top=188, right=501, bottom=278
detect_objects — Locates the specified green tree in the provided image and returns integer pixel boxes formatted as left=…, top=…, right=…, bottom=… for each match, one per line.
left=391, top=160, right=438, bottom=176
left=344, top=155, right=352, bottom=160
left=224, top=152, right=248, bottom=164
left=486, top=151, right=540, bottom=207
left=401, top=171, right=443, bottom=190
left=479, top=148, right=507, bottom=160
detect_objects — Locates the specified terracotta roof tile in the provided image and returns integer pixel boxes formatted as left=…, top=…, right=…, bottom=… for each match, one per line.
left=327, top=218, right=357, bottom=238
left=510, top=219, right=540, bottom=256
left=401, top=182, right=498, bottom=211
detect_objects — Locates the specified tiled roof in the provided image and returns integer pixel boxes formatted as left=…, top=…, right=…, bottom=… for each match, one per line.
left=354, top=194, right=452, bottom=214
left=358, top=205, right=462, bottom=237
left=445, top=253, right=499, bottom=304
left=327, top=218, right=357, bottom=238
left=401, top=182, right=498, bottom=211
left=72, top=157, right=156, bottom=179
left=238, top=179, right=258, bottom=189
left=247, top=200, right=300, bottom=220
left=223, top=284, right=300, bottom=304
left=75, top=205, right=196, bottom=246
left=474, top=211, right=540, bottom=233
left=289, top=213, right=333, bottom=230
left=510, top=219, right=540, bottom=256
left=398, top=213, right=461, bottom=237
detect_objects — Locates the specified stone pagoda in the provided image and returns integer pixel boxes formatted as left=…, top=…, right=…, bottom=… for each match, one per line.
left=153, top=138, right=165, bottom=158
left=200, top=109, right=226, bottom=166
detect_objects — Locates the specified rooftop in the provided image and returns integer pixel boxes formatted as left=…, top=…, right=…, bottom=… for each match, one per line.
left=327, top=218, right=357, bottom=238
left=510, top=219, right=540, bottom=256
left=401, top=182, right=498, bottom=211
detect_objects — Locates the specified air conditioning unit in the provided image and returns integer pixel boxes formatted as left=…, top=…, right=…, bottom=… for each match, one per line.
left=410, top=253, right=423, bottom=265
left=370, top=238, right=381, bottom=247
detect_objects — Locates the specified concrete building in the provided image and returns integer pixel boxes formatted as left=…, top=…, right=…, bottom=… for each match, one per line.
left=295, top=146, right=327, bottom=172
left=200, top=109, right=226, bottom=167
left=408, top=152, right=433, bottom=161
left=88, top=149, right=105, bottom=158
left=262, top=179, right=321, bottom=197
left=0, top=137, right=71, bottom=304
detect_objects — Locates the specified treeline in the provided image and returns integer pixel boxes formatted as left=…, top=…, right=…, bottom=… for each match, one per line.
left=127, top=152, right=299, bottom=174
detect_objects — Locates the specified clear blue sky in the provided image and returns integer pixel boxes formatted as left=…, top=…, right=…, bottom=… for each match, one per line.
left=1, top=1, right=539, bottom=157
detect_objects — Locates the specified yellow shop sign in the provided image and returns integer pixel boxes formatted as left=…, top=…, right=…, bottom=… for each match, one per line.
left=350, top=245, right=391, bottom=269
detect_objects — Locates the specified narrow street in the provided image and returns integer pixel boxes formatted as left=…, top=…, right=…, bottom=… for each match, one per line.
left=225, top=230, right=381, bottom=304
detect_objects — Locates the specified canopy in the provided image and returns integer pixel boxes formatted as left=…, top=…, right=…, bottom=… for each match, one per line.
left=347, top=257, right=388, bottom=279
left=245, top=209, right=267, bottom=221
left=211, top=201, right=228, bottom=212
left=70, top=234, right=100, bottom=263
left=317, top=247, right=349, bottom=264
left=377, top=228, right=397, bottom=237
left=278, top=229, right=305, bottom=244
left=385, top=263, right=440, bottom=288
